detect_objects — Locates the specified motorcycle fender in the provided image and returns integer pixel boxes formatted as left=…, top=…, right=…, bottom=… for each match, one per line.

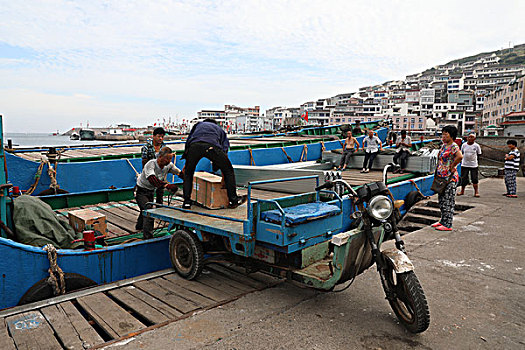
left=381, top=248, right=414, bottom=273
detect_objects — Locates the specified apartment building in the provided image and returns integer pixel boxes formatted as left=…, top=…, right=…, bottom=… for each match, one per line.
left=266, top=106, right=300, bottom=129
left=390, top=116, right=427, bottom=132
left=482, top=75, right=525, bottom=128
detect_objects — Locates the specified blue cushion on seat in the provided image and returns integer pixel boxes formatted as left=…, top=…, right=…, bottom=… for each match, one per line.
left=261, top=201, right=341, bottom=226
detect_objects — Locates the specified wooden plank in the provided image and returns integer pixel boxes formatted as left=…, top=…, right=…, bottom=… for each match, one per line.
left=205, top=270, right=256, bottom=293
left=77, top=293, right=144, bottom=339
left=133, top=280, right=199, bottom=314
left=194, top=273, right=250, bottom=296
left=153, top=278, right=215, bottom=308
left=41, top=302, right=104, bottom=349
left=0, top=318, right=16, bottom=350
left=118, top=202, right=141, bottom=212
left=112, top=205, right=141, bottom=217
left=206, top=264, right=266, bottom=289
left=60, top=301, right=104, bottom=348
left=83, top=207, right=135, bottom=233
left=101, top=206, right=138, bottom=222
left=108, top=288, right=170, bottom=325
left=120, top=285, right=183, bottom=319
left=163, top=274, right=232, bottom=302
left=6, top=311, right=62, bottom=350
left=220, top=263, right=282, bottom=286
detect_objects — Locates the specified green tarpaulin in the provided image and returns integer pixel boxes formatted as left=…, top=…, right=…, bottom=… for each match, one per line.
left=13, top=196, right=82, bottom=248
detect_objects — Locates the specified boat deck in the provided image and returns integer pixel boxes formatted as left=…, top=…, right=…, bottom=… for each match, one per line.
left=54, top=188, right=294, bottom=242
left=11, top=135, right=330, bottom=162
left=0, top=263, right=282, bottom=350
left=54, top=170, right=405, bottom=243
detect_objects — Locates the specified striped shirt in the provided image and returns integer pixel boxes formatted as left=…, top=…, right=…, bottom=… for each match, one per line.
left=505, top=149, right=520, bottom=171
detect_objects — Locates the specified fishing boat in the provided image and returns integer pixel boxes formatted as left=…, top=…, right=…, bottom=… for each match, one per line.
left=0, top=116, right=437, bottom=310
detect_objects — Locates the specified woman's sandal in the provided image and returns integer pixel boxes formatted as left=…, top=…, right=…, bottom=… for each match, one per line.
left=435, top=224, right=452, bottom=231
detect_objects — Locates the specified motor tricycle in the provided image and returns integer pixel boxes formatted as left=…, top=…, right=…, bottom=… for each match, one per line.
left=145, top=164, right=430, bottom=333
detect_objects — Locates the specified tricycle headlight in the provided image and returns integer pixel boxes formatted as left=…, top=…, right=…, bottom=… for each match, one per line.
left=368, top=195, right=393, bottom=220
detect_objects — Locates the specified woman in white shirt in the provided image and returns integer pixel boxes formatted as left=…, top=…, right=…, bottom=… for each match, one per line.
left=361, top=130, right=383, bottom=173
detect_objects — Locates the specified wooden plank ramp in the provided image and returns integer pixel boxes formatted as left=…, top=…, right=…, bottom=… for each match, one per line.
left=0, top=264, right=282, bottom=349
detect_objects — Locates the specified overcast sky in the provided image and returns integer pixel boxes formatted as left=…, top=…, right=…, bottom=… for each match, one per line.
left=1, top=0, right=524, bottom=132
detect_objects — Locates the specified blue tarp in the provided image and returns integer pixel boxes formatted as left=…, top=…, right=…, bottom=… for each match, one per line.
left=261, top=202, right=341, bottom=226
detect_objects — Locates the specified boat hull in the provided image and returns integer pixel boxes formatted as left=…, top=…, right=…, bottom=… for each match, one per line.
left=0, top=169, right=437, bottom=310
left=0, top=235, right=171, bottom=310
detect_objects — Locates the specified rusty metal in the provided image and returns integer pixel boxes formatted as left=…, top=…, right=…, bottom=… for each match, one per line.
left=381, top=248, right=414, bottom=273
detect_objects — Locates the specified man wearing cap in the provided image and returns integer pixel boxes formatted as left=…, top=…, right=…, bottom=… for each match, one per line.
left=141, top=127, right=167, bottom=205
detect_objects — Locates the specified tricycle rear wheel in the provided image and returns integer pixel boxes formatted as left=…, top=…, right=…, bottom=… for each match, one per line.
left=382, top=260, right=430, bottom=333
left=169, top=229, right=204, bottom=280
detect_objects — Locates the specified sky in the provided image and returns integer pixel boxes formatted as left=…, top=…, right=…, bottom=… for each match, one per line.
left=1, top=0, right=524, bottom=133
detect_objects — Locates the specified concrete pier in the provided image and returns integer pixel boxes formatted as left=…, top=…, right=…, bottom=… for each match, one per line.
left=105, top=177, right=524, bottom=350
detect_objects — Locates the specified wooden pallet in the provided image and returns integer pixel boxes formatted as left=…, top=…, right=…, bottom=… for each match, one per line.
left=0, top=264, right=281, bottom=350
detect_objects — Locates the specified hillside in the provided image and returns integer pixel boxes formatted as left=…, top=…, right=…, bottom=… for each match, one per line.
left=444, top=43, right=525, bottom=66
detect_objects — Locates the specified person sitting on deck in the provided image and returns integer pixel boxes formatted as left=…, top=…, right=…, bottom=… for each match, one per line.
left=181, top=119, right=247, bottom=210
left=361, top=130, right=383, bottom=173
left=337, top=130, right=359, bottom=171
left=141, top=127, right=166, bottom=205
left=352, top=120, right=363, bottom=136
left=393, top=130, right=412, bottom=174
left=135, top=147, right=181, bottom=239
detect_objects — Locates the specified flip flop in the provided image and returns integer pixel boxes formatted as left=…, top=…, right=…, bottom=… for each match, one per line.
left=435, top=224, right=452, bottom=231
left=457, top=193, right=464, bottom=196
left=506, top=194, right=518, bottom=198
left=431, top=222, right=441, bottom=228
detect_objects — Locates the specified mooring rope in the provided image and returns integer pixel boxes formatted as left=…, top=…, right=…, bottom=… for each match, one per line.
left=43, top=244, right=66, bottom=296
left=281, top=147, right=293, bottom=163
left=125, top=158, right=140, bottom=178
left=248, top=148, right=256, bottom=166
left=300, top=144, right=308, bottom=162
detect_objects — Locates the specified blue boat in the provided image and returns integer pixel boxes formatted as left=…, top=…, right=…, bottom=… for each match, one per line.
left=0, top=117, right=437, bottom=310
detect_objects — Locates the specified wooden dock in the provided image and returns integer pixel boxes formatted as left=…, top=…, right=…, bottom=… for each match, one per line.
left=0, top=263, right=282, bottom=350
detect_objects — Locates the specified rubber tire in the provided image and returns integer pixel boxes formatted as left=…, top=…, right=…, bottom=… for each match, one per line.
left=382, top=262, right=430, bottom=333
left=18, top=273, right=97, bottom=305
left=169, top=229, right=204, bottom=280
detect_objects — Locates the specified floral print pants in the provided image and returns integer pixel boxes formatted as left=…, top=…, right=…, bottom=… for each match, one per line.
left=438, top=181, right=457, bottom=228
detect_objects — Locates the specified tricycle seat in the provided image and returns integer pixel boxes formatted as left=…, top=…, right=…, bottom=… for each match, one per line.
left=261, top=201, right=341, bottom=226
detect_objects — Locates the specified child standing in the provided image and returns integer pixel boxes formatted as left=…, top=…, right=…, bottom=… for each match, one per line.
left=504, top=140, right=520, bottom=198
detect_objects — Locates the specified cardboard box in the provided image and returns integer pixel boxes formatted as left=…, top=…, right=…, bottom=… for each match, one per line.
left=191, top=172, right=229, bottom=209
left=68, top=209, right=108, bottom=236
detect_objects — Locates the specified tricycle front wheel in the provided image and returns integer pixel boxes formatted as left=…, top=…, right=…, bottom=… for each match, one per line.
left=382, top=261, right=430, bottom=333
left=169, top=229, right=204, bottom=280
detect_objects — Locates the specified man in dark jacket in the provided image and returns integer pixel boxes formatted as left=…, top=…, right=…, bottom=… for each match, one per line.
left=182, top=119, right=246, bottom=209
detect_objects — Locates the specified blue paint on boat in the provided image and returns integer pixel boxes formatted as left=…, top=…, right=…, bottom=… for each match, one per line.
left=0, top=125, right=398, bottom=309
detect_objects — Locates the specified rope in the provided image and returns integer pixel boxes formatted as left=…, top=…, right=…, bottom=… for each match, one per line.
left=25, top=161, right=45, bottom=195
left=43, top=244, right=66, bottom=296
left=281, top=147, right=293, bottom=163
left=248, top=148, right=256, bottom=166
left=409, top=179, right=429, bottom=199
left=300, top=144, right=308, bottom=162
left=125, top=159, right=140, bottom=178
left=320, top=141, right=326, bottom=152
